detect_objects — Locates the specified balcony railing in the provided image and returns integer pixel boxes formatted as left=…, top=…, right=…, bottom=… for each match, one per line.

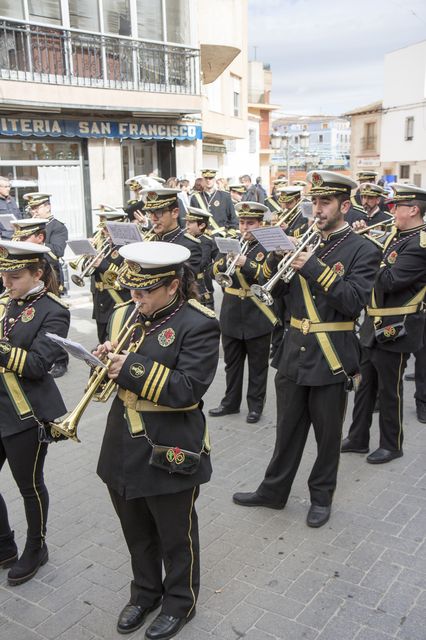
left=0, top=19, right=200, bottom=95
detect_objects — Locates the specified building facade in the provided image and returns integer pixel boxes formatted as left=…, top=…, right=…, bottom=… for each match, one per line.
left=0, top=0, right=248, bottom=235
left=345, top=101, right=382, bottom=178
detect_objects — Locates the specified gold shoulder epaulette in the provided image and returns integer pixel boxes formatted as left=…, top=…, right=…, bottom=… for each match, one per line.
left=188, top=298, right=216, bottom=318
left=184, top=232, right=201, bottom=244
left=113, top=299, right=133, bottom=309
left=47, top=292, right=70, bottom=308
left=420, top=229, right=426, bottom=248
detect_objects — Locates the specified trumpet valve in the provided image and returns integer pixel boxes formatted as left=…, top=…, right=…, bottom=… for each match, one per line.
left=250, top=284, right=274, bottom=306
left=215, top=273, right=233, bottom=288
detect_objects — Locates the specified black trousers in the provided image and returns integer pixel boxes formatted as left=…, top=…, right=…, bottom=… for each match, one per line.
left=109, top=486, right=200, bottom=619
left=97, top=322, right=108, bottom=344
left=413, top=333, right=426, bottom=406
left=258, top=373, right=347, bottom=507
left=0, top=428, right=48, bottom=548
left=347, top=347, right=408, bottom=451
left=221, top=333, right=271, bottom=413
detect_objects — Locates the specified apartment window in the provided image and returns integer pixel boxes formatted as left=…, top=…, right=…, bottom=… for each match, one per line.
left=363, top=122, right=376, bottom=151
left=165, top=0, right=190, bottom=44
left=232, top=75, right=241, bottom=117
left=69, top=0, right=100, bottom=31
left=102, top=0, right=131, bottom=35
left=405, top=116, right=414, bottom=141
left=28, top=0, right=61, bottom=25
left=136, top=0, right=190, bottom=43
left=0, top=0, right=25, bottom=18
left=249, top=128, right=256, bottom=153
left=206, top=77, right=222, bottom=112
left=137, top=0, right=163, bottom=40
left=318, top=134, right=323, bottom=143
left=321, top=123, right=329, bottom=129
left=400, top=164, right=410, bottom=180
left=294, top=136, right=299, bottom=144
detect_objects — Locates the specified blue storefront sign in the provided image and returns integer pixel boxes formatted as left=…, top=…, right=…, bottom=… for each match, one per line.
left=0, top=117, right=203, bottom=141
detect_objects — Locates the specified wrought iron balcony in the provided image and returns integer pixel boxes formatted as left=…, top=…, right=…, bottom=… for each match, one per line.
left=0, top=19, right=200, bottom=95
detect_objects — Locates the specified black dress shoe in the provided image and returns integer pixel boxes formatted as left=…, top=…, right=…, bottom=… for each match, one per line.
left=50, top=363, right=67, bottom=379
left=0, top=530, right=18, bottom=569
left=8, top=543, right=48, bottom=585
left=416, top=402, right=426, bottom=424
left=233, top=491, right=285, bottom=509
left=145, top=610, right=195, bottom=640
left=246, top=411, right=261, bottom=423
left=404, top=372, right=415, bottom=381
left=307, top=504, right=331, bottom=528
left=208, top=405, right=239, bottom=417
left=366, top=448, right=403, bottom=464
left=117, top=601, right=161, bottom=634
left=341, top=437, right=369, bottom=454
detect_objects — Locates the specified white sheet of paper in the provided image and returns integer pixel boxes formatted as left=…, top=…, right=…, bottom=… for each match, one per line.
left=250, top=227, right=295, bottom=252
left=215, top=237, right=242, bottom=254
left=106, top=222, right=143, bottom=246
left=0, top=214, right=17, bottom=232
left=46, top=333, right=106, bottom=368
left=67, top=239, right=97, bottom=256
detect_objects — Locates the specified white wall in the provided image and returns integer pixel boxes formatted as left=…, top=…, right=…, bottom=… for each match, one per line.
left=383, top=41, right=426, bottom=107
left=88, top=139, right=123, bottom=229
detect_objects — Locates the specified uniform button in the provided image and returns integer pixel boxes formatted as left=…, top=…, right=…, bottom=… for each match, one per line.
left=319, top=243, right=325, bottom=248
left=312, top=295, right=316, bottom=300
left=300, top=346, right=306, bottom=352
left=8, top=318, right=15, bottom=324
left=145, top=320, right=151, bottom=327
left=17, top=300, right=24, bottom=306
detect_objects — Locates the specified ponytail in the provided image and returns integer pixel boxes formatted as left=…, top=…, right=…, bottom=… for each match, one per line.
left=28, top=259, right=59, bottom=296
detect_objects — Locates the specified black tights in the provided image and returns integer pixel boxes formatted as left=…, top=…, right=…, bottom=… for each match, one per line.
left=0, top=428, right=48, bottom=549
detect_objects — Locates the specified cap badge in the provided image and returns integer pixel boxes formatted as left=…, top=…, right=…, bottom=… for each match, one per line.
left=22, top=306, right=35, bottom=323
left=147, top=192, right=158, bottom=201
left=128, top=261, right=141, bottom=273
left=241, top=203, right=251, bottom=212
left=0, top=247, right=8, bottom=259
left=311, top=173, right=323, bottom=187
left=130, top=363, right=145, bottom=378
left=158, top=327, right=176, bottom=347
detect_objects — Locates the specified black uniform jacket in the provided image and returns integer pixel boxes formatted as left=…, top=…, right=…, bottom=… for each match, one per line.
left=360, top=224, right=426, bottom=353
left=263, top=225, right=381, bottom=386
left=45, top=217, right=68, bottom=261
left=153, top=226, right=202, bottom=276
left=198, top=234, right=219, bottom=302
left=91, top=248, right=131, bottom=324
left=0, top=291, right=70, bottom=436
left=213, top=240, right=278, bottom=339
left=97, top=297, right=220, bottom=498
left=361, top=208, right=394, bottom=227
left=190, top=191, right=237, bottom=230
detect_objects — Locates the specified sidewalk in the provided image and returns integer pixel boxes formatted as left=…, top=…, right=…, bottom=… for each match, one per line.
left=0, top=291, right=425, bottom=640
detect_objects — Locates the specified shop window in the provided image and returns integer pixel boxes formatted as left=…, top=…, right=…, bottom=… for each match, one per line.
left=399, top=164, right=410, bottom=180
left=28, top=0, right=62, bottom=25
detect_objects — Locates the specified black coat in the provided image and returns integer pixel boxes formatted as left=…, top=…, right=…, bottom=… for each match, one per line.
left=91, top=249, right=131, bottom=324
left=190, top=191, right=237, bottom=230
left=153, top=226, right=203, bottom=276
left=360, top=224, right=426, bottom=353
left=213, top=240, right=278, bottom=339
left=0, top=291, right=70, bottom=436
left=97, top=297, right=220, bottom=498
left=264, top=225, right=381, bottom=386
left=197, top=234, right=219, bottom=303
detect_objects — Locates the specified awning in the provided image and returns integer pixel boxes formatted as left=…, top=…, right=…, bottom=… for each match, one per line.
left=200, top=44, right=241, bottom=85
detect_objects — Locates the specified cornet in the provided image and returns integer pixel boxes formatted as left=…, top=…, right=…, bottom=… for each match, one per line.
left=215, top=237, right=249, bottom=288
left=71, top=239, right=112, bottom=287
left=251, top=222, right=321, bottom=306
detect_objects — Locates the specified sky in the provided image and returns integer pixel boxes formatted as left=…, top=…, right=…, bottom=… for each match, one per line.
left=248, top=0, right=426, bottom=116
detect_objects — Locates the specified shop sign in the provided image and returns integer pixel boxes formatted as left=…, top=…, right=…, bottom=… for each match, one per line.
left=0, top=118, right=202, bottom=141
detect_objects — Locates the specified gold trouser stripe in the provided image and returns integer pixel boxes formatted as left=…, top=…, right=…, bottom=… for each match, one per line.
left=235, top=270, right=279, bottom=326
left=141, top=362, right=159, bottom=397
left=109, top=305, right=130, bottom=343
left=118, top=388, right=199, bottom=412
left=397, top=353, right=404, bottom=450
left=2, top=372, right=33, bottom=418
left=290, top=318, right=355, bottom=332
left=299, top=276, right=344, bottom=375
left=152, top=366, right=170, bottom=404
left=125, top=407, right=145, bottom=436
left=187, top=487, right=197, bottom=617
left=146, top=364, right=165, bottom=401
left=33, top=442, right=45, bottom=545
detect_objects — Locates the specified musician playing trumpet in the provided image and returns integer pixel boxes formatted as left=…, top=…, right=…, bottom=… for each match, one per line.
left=209, top=202, right=279, bottom=424
left=233, top=171, right=381, bottom=528
left=352, top=182, right=394, bottom=232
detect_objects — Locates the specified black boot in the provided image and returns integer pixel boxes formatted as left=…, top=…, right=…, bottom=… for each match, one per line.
left=7, top=542, right=48, bottom=586
left=0, top=531, right=18, bottom=569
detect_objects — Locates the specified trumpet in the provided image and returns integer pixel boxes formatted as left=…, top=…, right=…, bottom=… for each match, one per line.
left=355, top=219, right=394, bottom=240
left=251, top=222, right=321, bottom=306
left=215, top=237, right=249, bottom=288
left=275, top=202, right=302, bottom=228
left=71, top=239, right=112, bottom=287
left=49, top=305, right=145, bottom=442
left=69, top=229, right=104, bottom=270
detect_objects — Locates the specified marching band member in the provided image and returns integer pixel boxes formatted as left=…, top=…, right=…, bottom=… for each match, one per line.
left=95, top=242, right=219, bottom=639
left=190, top=169, right=238, bottom=232
left=353, top=182, right=394, bottom=231
left=342, top=183, right=426, bottom=462
left=209, top=202, right=279, bottom=424
left=233, top=171, right=380, bottom=527
left=0, top=241, right=69, bottom=584
left=184, top=206, right=218, bottom=309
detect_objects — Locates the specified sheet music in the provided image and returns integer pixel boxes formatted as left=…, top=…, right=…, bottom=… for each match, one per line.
left=215, top=237, right=242, bottom=254
left=250, top=227, right=295, bottom=252
left=67, top=239, right=97, bottom=256
left=46, top=333, right=106, bottom=368
left=106, top=222, right=143, bottom=246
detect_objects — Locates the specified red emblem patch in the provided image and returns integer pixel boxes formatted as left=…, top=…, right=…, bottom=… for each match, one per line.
left=332, top=261, right=345, bottom=275
left=387, top=251, right=398, bottom=264
left=158, top=327, right=176, bottom=347
left=21, top=306, right=35, bottom=323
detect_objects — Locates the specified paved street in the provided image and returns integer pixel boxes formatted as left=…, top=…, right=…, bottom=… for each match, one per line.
left=0, top=290, right=425, bottom=640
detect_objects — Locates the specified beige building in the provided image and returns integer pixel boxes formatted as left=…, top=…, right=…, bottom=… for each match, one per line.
left=344, top=101, right=383, bottom=179
left=0, top=0, right=248, bottom=236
